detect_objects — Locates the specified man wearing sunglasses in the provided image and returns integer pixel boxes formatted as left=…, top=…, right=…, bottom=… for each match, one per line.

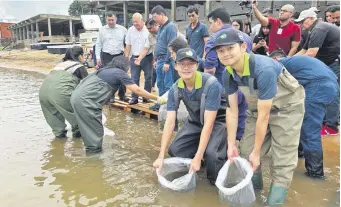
left=185, top=6, right=209, bottom=59
left=252, top=1, right=301, bottom=56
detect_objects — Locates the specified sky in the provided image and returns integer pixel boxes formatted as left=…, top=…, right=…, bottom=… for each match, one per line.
left=0, top=1, right=73, bottom=21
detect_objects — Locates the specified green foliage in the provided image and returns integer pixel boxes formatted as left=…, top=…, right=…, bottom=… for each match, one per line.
left=68, top=0, right=91, bottom=16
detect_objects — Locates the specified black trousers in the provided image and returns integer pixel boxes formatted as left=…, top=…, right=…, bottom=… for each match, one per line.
left=102, top=52, right=126, bottom=99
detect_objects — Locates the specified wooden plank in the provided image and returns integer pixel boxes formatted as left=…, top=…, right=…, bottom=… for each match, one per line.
left=128, top=104, right=159, bottom=116
left=109, top=97, right=159, bottom=119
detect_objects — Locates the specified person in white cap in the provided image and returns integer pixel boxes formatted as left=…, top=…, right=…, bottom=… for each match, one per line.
left=295, top=8, right=340, bottom=137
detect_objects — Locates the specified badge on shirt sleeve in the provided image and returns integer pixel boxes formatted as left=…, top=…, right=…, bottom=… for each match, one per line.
left=277, top=28, right=283, bottom=35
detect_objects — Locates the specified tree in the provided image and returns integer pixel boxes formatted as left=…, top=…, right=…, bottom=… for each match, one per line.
left=68, top=0, right=91, bottom=16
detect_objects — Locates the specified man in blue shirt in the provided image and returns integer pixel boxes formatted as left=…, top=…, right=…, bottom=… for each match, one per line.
left=214, top=29, right=305, bottom=206
left=151, top=5, right=177, bottom=95
left=153, top=48, right=246, bottom=184
left=205, top=8, right=252, bottom=85
left=186, top=6, right=209, bottom=58
left=270, top=50, right=338, bottom=179
left=150, top=5, right=178, bottom=111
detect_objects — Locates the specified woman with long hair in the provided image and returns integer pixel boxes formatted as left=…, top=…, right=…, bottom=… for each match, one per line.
left=39, top=46, right=88, bottom=138
left=232, top=19, right=244, bottom=32
left=252, top=25, right=270, bottom=55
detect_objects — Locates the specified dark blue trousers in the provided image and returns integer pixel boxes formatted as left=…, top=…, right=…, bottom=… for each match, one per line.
left=301, top=80, right=338, bottom=176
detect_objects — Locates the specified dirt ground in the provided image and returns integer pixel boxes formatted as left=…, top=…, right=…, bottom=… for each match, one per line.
left=0, top=49, right=154, bottom=97
left=0, top=49, right=65, bottom=72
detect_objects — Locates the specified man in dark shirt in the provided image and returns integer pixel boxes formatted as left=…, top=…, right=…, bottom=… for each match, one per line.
left=295, top=9, right=340, bottom=66
left=295, top=8, right=340, bottom=135
left=185, top=6, right=209, bottom=58
left=253, top=2, right=301, bottom=56
left=204, top=8, right=252, bottom=85
left=329, top=5, right=340, bottom=26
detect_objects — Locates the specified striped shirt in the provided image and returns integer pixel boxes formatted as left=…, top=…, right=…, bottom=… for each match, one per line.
left=144, top=33, right=156, bottom=55
left=95, top=24, right=127, bottom=58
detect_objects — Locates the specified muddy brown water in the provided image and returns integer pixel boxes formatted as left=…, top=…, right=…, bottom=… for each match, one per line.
left=0, top=68, right=339, bottom=207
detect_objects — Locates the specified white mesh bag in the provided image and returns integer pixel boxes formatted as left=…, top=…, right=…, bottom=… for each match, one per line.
left=156, top=157, right=197, bottom=192
left=215, top=157, right=256, bottom=205
left=158, top=91, right=189, bottom=125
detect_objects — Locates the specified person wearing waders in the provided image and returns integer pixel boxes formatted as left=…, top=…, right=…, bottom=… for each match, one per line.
left=70, top=56, right=166, bottom=153
left=153, top=48, right=247, bottom=184
left=39, top=46, right=88, bottom=138
left=214, top=29, right=305, bottom=206
left=270, top=50, right=338, bottom=179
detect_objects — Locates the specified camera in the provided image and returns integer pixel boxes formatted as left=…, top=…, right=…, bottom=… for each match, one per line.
left=239, top=0, right=251, bottom=8
left=239, top=0, right=256, bottom=8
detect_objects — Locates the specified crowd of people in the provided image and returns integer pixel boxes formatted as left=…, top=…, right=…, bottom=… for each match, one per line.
left=39, top=2, right=340, bottom=206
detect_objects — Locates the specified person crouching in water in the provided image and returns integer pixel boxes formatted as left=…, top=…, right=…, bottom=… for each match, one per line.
left=39, top=46, right=88, bottom=138
left=153, top=48, right=246, bottom=184
left=70, top=56, right=165, bottom=153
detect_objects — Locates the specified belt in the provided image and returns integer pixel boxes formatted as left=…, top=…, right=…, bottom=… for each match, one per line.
left=133, top=53, right=153, bottom=58
left=103, top=52, right=123, bottom=57
left=156, top=55, right=167, bottom=60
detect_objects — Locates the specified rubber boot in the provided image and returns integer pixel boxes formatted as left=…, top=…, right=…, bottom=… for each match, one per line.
left=72, top=125, right=82, bottom=138
left=265, top=183, right=288, bottom=206
left=55, top=129, right=67, bottom=138
left=304, top=150, right=325, bottom=179
left=251, top=167, right=263, bottom=190
left=298, top=143, right=304, bottom=158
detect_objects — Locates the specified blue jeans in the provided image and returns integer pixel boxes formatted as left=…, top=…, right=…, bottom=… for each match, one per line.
left=152, top=67, right=157, bottom=88
left=130, top=54, right=153, bottom=100
left=301, top=80, right=338, bottom=176
left=325, top=61, right=340, bottom=130
left=156, top=58, right=174, bottom=96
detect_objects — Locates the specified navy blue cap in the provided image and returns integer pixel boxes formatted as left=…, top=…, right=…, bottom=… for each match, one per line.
left=213, top=29, right=245, bottom=49
left=176, top=48, right=198, bottom=62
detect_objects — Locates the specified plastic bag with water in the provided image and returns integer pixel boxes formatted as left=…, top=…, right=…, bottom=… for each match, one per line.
left=102, top=114, right=115, bottom=136
left=215, top=157, right=256, bottom=206
left=158, top=91, right=189, bottom=130
left=156, top=157, right=197, bottom=192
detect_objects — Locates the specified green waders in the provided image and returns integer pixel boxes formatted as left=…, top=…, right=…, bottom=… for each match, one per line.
left=238, top=68, right=305, bottom=206
left=70, top=73, right=113, bottom=153
left=39, top=70, right=81, bottom=137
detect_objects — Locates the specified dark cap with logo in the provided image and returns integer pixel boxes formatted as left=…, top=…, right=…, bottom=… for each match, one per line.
left=176, top=48, right=198, bottom=62
left=213, top=29, right=245, bottom=49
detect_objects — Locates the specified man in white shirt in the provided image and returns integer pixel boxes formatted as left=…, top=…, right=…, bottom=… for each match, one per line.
left=95, top=11, right=128, bottom=103
left=124, top=13, right=153, bottom=104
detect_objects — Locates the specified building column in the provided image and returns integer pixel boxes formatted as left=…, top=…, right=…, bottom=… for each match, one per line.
left=171, top=0, right=176, bottom=22
left=36, top=21, right=40, bottom=41
left=22, top=26, right=26, bottom=40
left=205, top=0, right=211, bottom=18
left=30, top=23, right=34, bottom=41
left=14, top=28, right=18, bottom=40
left=69, top=19, right=73, bottom=41
left=144, top=0, right=149, bottom=20
left=123, top=2, right=128, bottom=28
left=311, top=0, right=318, bottom=7
left=21, top=26, right=24, bottom=40
left=26, top=24, right=29, bottom=40
left=19, top=27, right=21, bottom=41
left=48, top=17, right=52, bottom=37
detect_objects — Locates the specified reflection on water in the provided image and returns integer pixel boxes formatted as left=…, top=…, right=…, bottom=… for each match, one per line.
left=0, top=68, right=339, bottom=207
